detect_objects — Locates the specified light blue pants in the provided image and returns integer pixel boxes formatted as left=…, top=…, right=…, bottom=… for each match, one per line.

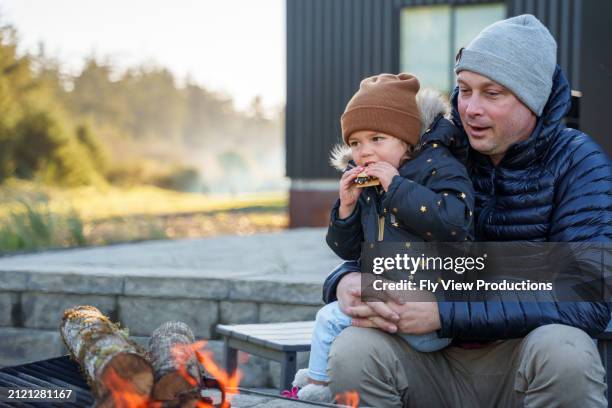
left=307, top=301, right=452, bottom=382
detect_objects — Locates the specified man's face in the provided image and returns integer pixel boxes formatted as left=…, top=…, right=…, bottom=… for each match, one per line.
left=347, top=130, right=408, bottom=169
left=457, top=71, right=537, bottom=165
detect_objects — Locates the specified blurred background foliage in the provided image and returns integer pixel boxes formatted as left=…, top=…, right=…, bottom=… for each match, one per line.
left=0, top=22, right=288, bottom=253
left=0, top=24, right=285, bottom=192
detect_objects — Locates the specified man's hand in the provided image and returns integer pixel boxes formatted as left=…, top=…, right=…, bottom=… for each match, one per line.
left=363, top=162, right=399, bottom=191
left=395, top=301, right=441, bottom=334
left=352, top=290, right=442, bottom=334
left=338, top=167, right=363, bottom=218
left=336, top=272, right=370, bottom=315
left=337, top=273, right=401, bottom=333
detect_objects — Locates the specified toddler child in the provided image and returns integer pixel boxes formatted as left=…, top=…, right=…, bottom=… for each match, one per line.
left=292, top=73, right=475, bottom=402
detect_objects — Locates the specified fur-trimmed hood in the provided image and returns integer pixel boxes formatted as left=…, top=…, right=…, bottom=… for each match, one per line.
left=330, top=88, right=454, bottom=171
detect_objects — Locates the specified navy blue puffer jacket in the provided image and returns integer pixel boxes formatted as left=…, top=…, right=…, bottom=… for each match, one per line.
left=437, top=67, right=611, bottom=339
left=324, top=67, right=612, bottom=338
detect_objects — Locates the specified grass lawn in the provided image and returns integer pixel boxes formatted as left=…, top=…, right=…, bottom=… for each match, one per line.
left=0, top=181, right=287, bottom=221
left=0, top=180, right=288, bottom=253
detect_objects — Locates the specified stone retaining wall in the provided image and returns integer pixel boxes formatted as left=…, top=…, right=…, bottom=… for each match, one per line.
left=0, top=272, right=323, bottom=388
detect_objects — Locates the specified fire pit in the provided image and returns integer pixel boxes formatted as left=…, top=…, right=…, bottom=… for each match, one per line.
left=0, top=356, right=231, bottom=407
left=0, top=356, right=350, bottom=407
left=0, top=308, right=357, bottom=407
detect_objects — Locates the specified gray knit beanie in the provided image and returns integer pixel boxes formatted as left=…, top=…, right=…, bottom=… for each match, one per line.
left=455, top=14, right=557, bottom=116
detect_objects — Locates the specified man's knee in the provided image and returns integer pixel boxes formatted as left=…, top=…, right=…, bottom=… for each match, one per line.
left=328, top=327, right=408, bottom=394
left=523, top=324, right=600, bottom=367
left=518, top=324, right=604, bottom=385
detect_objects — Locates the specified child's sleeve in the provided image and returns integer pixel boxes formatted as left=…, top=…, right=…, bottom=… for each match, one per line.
left=382, top=153, right=474, bottom=241
left=326, top=199, right=363, bottom=260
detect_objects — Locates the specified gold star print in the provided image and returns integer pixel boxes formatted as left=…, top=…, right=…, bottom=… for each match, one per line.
left=392, top=222, right=399, bottom=227
left=405, top=242, right=411, bottom=248
left=432, top=143, right=438, bottom=148
left=392, top=208, right=398, bottom=214
left=460, top=192, right=466, bottom=199
left=420, top=206, right=427, bottom=213
left=431, top=170, right=437, bottom=176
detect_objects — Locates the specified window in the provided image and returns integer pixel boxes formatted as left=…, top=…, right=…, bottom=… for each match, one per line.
left=400, top=3, right=506, bottom=93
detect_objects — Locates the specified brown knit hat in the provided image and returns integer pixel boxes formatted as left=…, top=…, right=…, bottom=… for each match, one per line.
left=341, top=73, right=421, bottom=145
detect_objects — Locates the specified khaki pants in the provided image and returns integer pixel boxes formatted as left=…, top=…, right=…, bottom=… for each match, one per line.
left=328, top=324, right=606, bottom=408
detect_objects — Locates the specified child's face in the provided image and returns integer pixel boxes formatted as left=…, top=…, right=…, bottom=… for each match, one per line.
left=347, top=130, right=409, bottom=169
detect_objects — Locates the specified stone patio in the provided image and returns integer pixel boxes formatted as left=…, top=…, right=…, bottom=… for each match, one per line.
left=0, top=228, right=340, bottom=389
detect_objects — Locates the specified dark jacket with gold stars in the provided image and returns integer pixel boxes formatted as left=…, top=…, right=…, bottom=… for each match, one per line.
left=324, top=90, right=475, bottom=286
left=325, top=118, right=475, bottom=260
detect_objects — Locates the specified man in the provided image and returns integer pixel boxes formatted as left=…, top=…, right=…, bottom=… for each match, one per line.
left=322, top=15, right=611, bottom=407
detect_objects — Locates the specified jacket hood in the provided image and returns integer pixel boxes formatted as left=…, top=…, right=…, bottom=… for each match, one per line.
left=450, top=65, right=571, bottom=169
left=330, top=88, right=452, bottom=171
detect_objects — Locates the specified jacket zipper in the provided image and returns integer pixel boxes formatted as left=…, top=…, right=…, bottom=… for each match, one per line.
left=376, top=186, right=385, bottom=241
left=477, top=168, right=497, bottom=238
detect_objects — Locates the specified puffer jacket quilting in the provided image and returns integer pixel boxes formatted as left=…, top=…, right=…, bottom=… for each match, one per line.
left=438, top=66, right=611, bottom=338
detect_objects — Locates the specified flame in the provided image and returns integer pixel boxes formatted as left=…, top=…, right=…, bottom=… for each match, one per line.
left=103, top=367, right=160, bottom=408
left=336, top=390, right=360, bottom=408
left=171, top=340, right=242, bottom=408
left=194, top=342, right=242, bottom=408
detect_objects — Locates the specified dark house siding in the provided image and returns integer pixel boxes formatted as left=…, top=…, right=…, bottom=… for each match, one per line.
left=575, top=0, right=612, bottom=154
left=286, top=0, right=398, bottom=179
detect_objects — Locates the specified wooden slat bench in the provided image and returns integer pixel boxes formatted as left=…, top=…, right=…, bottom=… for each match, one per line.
left=217, top=321, right=315, bottom=391
left=218, top=321, right=612, bottom=403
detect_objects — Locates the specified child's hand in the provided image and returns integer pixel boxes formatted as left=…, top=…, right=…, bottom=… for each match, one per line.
left=364, top=162, right=399, bottom=191
left=338, top=166, right=363, bottom=218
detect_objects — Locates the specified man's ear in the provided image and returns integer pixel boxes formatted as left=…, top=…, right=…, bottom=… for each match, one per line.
left=455, top=47, right=465, bottom=63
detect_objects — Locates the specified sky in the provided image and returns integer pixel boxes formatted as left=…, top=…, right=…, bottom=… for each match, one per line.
left=0, top=0, right=286, bottom=111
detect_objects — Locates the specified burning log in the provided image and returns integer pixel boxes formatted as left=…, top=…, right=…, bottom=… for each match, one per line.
left=60, top=305, right=154, bottom=407
left=148, top=321, right=203, bottom=404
